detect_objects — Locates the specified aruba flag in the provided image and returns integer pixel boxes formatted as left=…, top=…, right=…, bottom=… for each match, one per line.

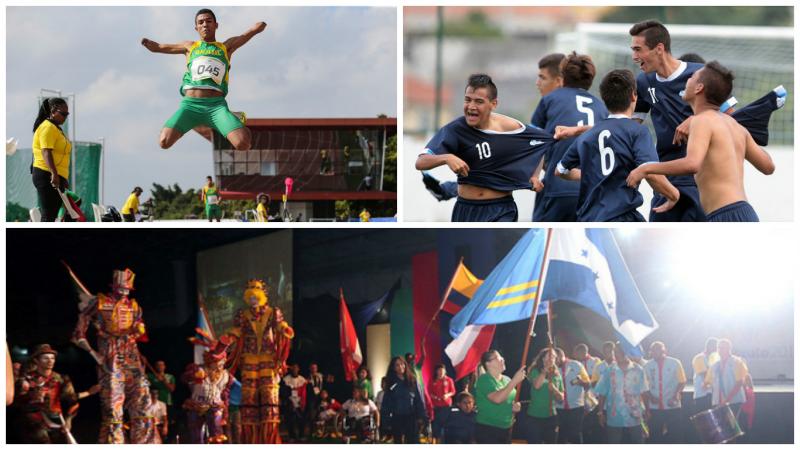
left=449, top=229, right=547, bottom=338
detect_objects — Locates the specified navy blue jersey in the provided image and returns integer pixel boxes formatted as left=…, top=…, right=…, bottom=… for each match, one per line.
left=557, top=115, right=659, bottom=222
left=634, top=61, right=703, bottom=186
left=531, top=87, right=609, bottom=198
left=425, top=115, right=553, bottom=192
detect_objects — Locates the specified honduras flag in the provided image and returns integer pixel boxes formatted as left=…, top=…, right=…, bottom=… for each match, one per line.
left=449, top=229, right=548, bottom=338
left=542, top=228, right=658, bottom=347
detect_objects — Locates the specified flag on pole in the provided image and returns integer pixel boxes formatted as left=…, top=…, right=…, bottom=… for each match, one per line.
left=339, top=288, right=363, bottom=382
left=542, top=229, right=658, bottom=348
left=441, top=261, right=494, bottom=380
left=449, top=229, right=548, bottom=338
left=194, top=297, right=216, bottom=364
left=445, top=324, right=496, bottom=380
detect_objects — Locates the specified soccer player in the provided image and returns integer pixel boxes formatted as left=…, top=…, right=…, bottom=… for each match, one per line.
left=556, top=69, right=678, bottom=222
left=628, top=20, right=707, bottom=221
left=142, top=9, right=266, bottom=150
left=415, top=74, right=552, bottom=222
left=677, top=54, right=788, bottom=147
left=627, top=61, right=775, bottom=221
left=423, top=53, right=567, bottom=204
left=530, top=52, right=607, bottom=221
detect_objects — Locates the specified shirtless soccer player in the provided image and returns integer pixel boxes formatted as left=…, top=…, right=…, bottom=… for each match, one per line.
left=142, top=9, right=266, bottom=150
left=627, top=62, right=775, bottom=222
left=415, top=74, right=553, bottom=222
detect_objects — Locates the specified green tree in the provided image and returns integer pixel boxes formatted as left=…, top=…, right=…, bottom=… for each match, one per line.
left=600, top=6, right=792, bottom=27
left=6, top=202, right=30, bottom=222
left=444, top=9, right=502, bottom=37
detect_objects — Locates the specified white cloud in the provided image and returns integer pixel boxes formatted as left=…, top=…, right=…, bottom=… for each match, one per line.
left=7, top=6, right=396, bottom=203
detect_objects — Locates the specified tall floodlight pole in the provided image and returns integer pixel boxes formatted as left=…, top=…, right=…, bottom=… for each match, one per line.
left=433, top=6, right=444, bottom=132
left=98, top=137, right=106, bottom=204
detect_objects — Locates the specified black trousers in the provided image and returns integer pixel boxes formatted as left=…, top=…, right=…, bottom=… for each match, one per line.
left=582, top=408, right=604, bottom=443
left=648, top=408, right=682, bottom=443
left=474, top=422, right=511, bottom=444
left=390, top=413, right=419, bottom=444
left=557, top=408, right=584, bottom=443
left=607, top=425, right=644, bottom=444
left=526, top=415, right=558, bottom=444
left=285, top=407, right=305, bottom=440
left=32, top=167, right=66, bottom=222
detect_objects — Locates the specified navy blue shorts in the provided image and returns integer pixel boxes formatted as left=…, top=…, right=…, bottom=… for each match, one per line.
left=532, top=196, right=578, bottom=222
left=649, top=185, right=706, bottom=222
left=706, top=200, right=759, bottom=222
left=607, top=209, right=646, bottom=222
left=452, top=196, right=517, bottom=222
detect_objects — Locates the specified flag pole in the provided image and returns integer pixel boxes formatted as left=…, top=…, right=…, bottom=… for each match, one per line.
left=516, top=228, right=554, bottom=401
left=420, top=256, right=464, bottom=353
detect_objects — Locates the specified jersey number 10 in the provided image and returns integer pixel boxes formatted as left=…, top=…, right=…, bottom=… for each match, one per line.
left=476, top=142, right=492, bottom=160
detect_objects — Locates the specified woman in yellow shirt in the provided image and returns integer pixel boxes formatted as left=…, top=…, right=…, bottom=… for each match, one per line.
left=31, top=98, right=71, bottom=221
left=122, top=187, right=144, bottom=222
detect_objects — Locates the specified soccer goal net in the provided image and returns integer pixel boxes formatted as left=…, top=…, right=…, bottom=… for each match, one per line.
left=556, top=23, right=793, bottom=146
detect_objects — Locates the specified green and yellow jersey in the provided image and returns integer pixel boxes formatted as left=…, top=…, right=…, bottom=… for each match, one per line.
left=181, top=40, right=231, bottom=96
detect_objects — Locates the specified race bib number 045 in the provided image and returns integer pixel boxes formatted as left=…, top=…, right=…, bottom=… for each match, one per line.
left=191, top=56, right=226, bottom=85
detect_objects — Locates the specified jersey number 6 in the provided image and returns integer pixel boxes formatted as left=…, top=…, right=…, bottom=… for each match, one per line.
left=598, top=130, right=615, bottom=176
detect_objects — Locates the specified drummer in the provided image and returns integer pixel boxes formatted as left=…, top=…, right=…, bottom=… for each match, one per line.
left=691, top=338, right=719, bottom=414
left=643, top=341, right=687, bottom=443
left=704, top=338, right=749, bottom=418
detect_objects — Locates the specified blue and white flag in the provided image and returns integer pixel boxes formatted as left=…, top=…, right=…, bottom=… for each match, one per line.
left=449, top=229, right=548, bottom=338
left=542, top=229, right=658, bottom=347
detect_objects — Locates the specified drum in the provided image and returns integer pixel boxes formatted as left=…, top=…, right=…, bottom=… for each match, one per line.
left=690, top=404, right=744, bottom=444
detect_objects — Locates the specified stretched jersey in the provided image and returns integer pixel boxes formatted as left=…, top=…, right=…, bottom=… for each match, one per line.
left=425, top=115, right=552, bottom=192
left=182, top=40, right=231, bottom=96
left=634, top=61, right=703, bottom=186
left=531, top=87, right=609, bottom=198
left=557, top=115, right=659, bottom=221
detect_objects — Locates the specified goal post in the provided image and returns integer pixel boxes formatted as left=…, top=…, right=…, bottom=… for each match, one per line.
left=556, top=23, right=793, bottom=146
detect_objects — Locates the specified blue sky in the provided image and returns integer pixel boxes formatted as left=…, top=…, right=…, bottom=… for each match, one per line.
left=7, top=6, right=397, bottom=206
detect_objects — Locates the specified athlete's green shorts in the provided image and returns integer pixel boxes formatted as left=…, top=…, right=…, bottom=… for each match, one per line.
left=206, top=204, right=222, bottom=219
left=164, top=96, right=244, bottom=137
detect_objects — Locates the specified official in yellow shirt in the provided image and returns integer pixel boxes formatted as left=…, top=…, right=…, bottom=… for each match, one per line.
left=122, top=187, right=144, bottom=222
left=256, top=194, right=269, bottom=222
left=359, top=208, right=371, bottom=222
left=31, top=98, right=72, bottom=221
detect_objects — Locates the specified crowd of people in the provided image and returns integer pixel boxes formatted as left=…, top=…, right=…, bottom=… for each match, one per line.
left=5, top=267, right=755, bottom=445
left=418, top=19, right=782, bottom=222
left=4, top=325, right=758, bottom=445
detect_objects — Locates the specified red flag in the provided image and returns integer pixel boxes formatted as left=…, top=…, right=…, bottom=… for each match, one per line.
left=445, top=324, right=496, bottom=380
left=441, top=262, right=495, bottom=380
left=339, top=288, right=363, bottom=382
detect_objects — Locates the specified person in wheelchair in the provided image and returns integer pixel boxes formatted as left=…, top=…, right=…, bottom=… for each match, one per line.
left=312, top=390, right=341, bottom=438
left=339, top=387, right=380, bottom=443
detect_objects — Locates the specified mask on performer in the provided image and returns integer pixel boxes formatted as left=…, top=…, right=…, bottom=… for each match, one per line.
left=243, top=279, right=268, bottom=308
left=111, top=268, right=135, bottom=298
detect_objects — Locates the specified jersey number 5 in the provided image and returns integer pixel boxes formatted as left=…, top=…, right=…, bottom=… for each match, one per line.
left=598, top=130, right=615, bottom=176
left=576, top=95, right=595, bottom=127
left=476, top=142, right=492, bottom=160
